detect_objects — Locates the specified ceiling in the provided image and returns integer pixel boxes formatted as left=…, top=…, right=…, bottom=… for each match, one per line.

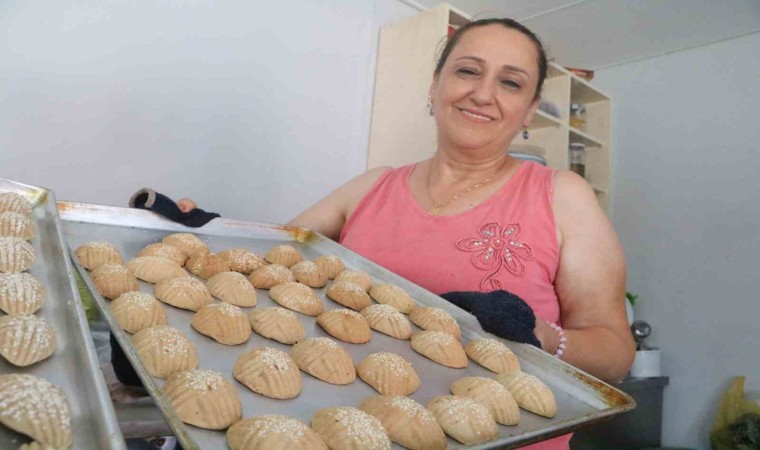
left=417, top=0, right=760, bottom=69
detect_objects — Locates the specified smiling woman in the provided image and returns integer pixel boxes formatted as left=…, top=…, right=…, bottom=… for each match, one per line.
left=428, top=24, right=542, bottom=177
left=289, top=18, right=634, bottom=450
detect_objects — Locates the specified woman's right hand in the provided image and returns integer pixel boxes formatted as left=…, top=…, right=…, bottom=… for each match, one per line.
left=177, top=198, right=197, bottom=213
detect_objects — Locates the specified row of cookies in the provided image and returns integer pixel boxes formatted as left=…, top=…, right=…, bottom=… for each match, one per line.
left=0, top=192, right=72, bottom=450
left=279, top=333, right=556, bottom=426
left=76, top=237, right=408, bottom=347
left=158, top=370, right=554, bottom=449
left=211, top=367, right=551, bottom=449
left=0, top=193, right=52, bottom=365
left=77, top=235, right=405, bottom=315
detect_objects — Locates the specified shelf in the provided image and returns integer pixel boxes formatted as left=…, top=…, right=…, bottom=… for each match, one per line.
left=547, top=63, right=566, bottom=79
left=569, top=127, right=605, bottom=148
left=531, top=110, right=563, bottom=130
left=570, top=75, right=610, bottom=104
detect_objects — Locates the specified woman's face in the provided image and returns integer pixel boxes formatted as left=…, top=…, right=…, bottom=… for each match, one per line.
left=430, top=25, right=540, bottom=153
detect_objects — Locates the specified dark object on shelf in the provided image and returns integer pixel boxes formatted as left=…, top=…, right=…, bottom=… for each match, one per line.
left=129, top=188, right=220, bottom=228
left=571, top=376, right=669, bottom=450
left=566, top=66, right=595, bottom=81
left=569, top=143, right=586, bottom=178
left=539, top=99, right=562, bottom=118
left=570, top=103, right=587, bottom=130
left=631, top=320, right=652, bottom=350
left=508, top=152, right=547, bottom=166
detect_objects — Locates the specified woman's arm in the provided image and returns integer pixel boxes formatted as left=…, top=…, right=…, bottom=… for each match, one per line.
left=288, top=166, right=392, bottom=241
left=536, top=170, right=635, bottom=382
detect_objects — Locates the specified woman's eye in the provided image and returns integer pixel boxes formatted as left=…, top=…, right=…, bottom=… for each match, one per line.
left=457, top=68, right=478, bottom=76
left=501, top=79, right=521, bottom=89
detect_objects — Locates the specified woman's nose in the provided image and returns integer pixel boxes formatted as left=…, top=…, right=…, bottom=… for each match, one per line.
left=470, top=78, right=495, bottom=105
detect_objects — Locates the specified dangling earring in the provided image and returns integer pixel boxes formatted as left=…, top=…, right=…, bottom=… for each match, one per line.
left=427, top=96, right=434, bottom=116
left=522, top=127, right=529, bottom=140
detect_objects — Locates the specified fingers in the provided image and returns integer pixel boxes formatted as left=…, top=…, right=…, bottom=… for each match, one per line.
left=177, top=198, right=197, bottom=213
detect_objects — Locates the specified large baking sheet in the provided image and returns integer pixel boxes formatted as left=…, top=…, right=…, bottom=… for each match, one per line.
left=0, top=180, right=126, bottom=449
left=58, top=201, right=635, bottom=450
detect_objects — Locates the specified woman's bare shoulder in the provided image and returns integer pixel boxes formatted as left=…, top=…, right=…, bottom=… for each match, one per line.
left=345, top=165, right=395, bottom=195
left=288, top=165, right=394, bottom=239
left=330, top=165, right=395, bottom=221
left=552, top=169, right=597, bottom=204
left=551, top=169, right=614, bottom=243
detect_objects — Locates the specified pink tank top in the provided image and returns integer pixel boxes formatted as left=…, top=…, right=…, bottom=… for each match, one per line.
left=340, top=161, right=569, bottom=450
left=341, top=161, right=560, bottom=322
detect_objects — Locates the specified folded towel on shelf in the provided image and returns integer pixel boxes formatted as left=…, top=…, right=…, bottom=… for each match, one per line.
left=538, top=99, right=561, bottom=118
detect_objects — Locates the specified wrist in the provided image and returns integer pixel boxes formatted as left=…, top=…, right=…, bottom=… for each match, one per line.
left=547, top=322, right=567, bottom=358
left=535, top=320, right=559, bottom=353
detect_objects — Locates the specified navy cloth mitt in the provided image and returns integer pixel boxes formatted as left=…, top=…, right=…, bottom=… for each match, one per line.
left=129, top=188, right=220, bottom=228
left=441, top=290, right=542, bottom=348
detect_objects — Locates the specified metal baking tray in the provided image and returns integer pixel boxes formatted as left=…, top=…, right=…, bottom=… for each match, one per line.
left=0, top=180, right=126, bottom=449
left=58, top=201, right=635, bottom=450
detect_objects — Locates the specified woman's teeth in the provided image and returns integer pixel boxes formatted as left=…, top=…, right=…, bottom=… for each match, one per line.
left=461, top=110, right=492, bottom=121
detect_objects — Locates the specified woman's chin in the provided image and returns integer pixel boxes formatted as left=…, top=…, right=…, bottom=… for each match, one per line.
left=440, top=134, right=507, bottom=154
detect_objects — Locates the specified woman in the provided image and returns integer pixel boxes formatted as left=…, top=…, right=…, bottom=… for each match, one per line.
left=181, top=18, right=633, bottom=450
left=287, top=18, right=634, bottom=380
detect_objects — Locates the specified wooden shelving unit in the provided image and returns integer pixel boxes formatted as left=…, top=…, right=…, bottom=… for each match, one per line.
left=367, top=3, right=613, bottom=214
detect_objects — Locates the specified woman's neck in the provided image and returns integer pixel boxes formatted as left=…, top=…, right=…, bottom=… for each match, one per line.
left=429, top=149, right=511, bottom=184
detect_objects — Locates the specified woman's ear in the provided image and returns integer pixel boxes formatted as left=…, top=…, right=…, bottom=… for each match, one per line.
left=523, top=97, right=541, bottom=128
left=428, top=75, right=439, bottom=100
left=428, top=77, right=439, bottom=115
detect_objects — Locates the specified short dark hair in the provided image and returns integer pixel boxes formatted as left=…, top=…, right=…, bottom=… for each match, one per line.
left=434, top=18, right=548, bottom=101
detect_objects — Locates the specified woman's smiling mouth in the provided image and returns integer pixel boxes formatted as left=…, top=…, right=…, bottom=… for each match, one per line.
left=457, top=107, right=495, bottom=122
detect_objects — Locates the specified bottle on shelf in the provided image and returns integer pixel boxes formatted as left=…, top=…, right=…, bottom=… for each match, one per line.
left=569, top=143, right=587, bottom=178
left=569, top=103, right=587, bottom=130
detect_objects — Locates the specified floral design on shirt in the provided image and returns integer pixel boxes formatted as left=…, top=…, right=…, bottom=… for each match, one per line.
left=456, top=222, right=534, bottom=291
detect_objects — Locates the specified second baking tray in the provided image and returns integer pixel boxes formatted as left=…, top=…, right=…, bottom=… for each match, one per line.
left=0, top=180, right=125, bottom=450
left=58, top=201, right=634, bottom=450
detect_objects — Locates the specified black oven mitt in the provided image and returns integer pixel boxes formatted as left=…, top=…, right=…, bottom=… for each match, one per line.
left=440, top=290, right=542, bottom=348
left=129, top=188, right=220, bottom=228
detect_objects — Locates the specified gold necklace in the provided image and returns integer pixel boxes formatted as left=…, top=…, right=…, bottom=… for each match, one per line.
left=427, top=159, right=505, bottom=216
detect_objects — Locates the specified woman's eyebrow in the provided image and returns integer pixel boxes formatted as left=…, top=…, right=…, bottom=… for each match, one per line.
left=455, top=56, right=530, bottom=77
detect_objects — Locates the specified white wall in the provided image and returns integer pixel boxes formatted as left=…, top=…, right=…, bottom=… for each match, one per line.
left=595, top=32, right=760, bottom=449
left=0, top=0, right=418, bottom=224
